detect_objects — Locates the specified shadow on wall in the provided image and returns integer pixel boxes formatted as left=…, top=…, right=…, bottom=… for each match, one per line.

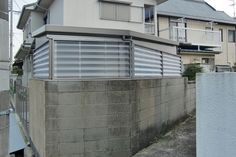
left=0, top=91, right=10, bottom=157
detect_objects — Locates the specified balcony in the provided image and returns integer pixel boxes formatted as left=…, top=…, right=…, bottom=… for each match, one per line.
left=168, top=26, right=222, bottom=53
left=145, top=22, right=155, bottom=35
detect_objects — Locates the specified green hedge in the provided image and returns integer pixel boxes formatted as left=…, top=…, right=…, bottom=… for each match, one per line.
left=183, top=64, right=203, bottom=81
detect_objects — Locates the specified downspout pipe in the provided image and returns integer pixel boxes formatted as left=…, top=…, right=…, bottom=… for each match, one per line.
left=122, top=36, right=134, bottom=78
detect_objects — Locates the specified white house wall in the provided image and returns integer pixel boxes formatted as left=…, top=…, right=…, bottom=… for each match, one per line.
left=0, top=18, right=9, bottom=91
left=31, top=12, right=45, bottom=33
left=0, top=19, right=9, bottom=64
left=61, top=0, right=156, bottom=33
left=48, top=0, right=64, bottom=25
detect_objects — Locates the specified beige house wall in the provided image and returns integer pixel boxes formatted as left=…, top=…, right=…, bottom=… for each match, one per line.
left=181, top=54, right=214, bottom=64
left=158, top=16, right=236, bottom=66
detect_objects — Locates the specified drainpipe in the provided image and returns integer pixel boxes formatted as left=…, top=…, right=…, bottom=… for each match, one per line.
left=122, top=36, right=134, bottom=78
left=47, top=36, right=54, bottom=80
left=235, top=26, right=236, bottom=68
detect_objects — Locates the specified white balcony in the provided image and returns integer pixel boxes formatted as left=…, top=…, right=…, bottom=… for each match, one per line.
left=145, top=23, right=155, bottom=35
left=169, top=26, right=222, bottom=53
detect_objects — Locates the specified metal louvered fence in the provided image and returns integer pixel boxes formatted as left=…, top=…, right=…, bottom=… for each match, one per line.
left=33, top=39, right=182, bottom=79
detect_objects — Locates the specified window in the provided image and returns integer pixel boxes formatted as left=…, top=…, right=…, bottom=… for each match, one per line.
left=100, top=2, right=130, bottom=22
left=202, top=58, right=214, bottom=65
left=202, top=58, right=210, bottom=64
left=144, top=5, right=154, bottom=23
left=219, top=29, right=223, bottom=42
left=228, top=30, right=235, bottom=42
left=144, top=5, right=155, bottom=34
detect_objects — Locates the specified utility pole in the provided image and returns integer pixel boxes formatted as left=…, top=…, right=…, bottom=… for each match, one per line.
left=230, top=0, right=236, bottom=17
left=9, top=0, right=13, bottom=69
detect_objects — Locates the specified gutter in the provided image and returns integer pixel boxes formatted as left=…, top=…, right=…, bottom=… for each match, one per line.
left=32, top=25, right=179, bottom=46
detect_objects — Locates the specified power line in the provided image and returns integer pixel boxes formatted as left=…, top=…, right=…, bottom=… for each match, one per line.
left=13, top=0, right=21, bottom=10
left=229, top=0, right=236, bottom=17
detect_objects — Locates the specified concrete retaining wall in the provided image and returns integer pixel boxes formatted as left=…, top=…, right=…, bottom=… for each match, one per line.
left=29, top=78, right=195, bottom=157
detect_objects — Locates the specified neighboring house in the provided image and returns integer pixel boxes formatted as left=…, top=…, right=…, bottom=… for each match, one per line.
left=156, top=0, right=236, bottom=72
left=0, top=0, right=9, bottom=91
left=12, top=0, right=187, bottom=157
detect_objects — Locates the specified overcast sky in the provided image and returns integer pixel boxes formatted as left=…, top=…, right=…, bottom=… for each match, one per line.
left=12, top=0, right=236, bottom=58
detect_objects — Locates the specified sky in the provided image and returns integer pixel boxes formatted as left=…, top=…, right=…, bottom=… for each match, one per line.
left=12, top=0, right=236, bottom=59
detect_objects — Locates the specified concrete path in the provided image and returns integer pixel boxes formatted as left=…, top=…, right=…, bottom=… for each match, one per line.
left=133, top=114, right=196, bottom=157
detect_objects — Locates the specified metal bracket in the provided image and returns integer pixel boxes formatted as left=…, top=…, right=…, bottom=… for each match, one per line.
left=0, top=108, right=13, bottom=116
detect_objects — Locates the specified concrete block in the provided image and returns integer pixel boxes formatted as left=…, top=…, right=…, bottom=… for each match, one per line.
left=108, top=138, right=130, bottom=151
left=45, top=93, right=58, bottom=105
left=107, top=80, right=131, bottom=91
left=58, top=81, right=107, bottom=92
left=45, top=81, right=58, bottom=93
left=81, top=81, right=106, bottom=92
left=85, top=152, right=109, bottom=157
left=59, top=142, right=84, bottom=156
left=107, top=113, right=131, bottom=127
left=85, top=140, right=108, bottom=152
left=107, top=91, right=130, bottom=104
left=46, top=105, right=108, bottom=119
left=58, top=129, right=84, bottom=143
left=108, top=103, right=131, bottom=114
left=137, top=79, right=161, bottom=89
left=109, top=150, right=131, bottom=157
left=108, top=127, right=130, bottom=138
left=84, top=128, right=108, bottom=141
left=57, top=81, right=84, bottom=92
left=82, top=92, right=108, bottom=105
left=46, top=131, right=59, bottom=144
left=58, top=93, right=83, bottom=105
left=83, top=116, right=108, bottom=128
left=46, top=143, right=59, bottom=157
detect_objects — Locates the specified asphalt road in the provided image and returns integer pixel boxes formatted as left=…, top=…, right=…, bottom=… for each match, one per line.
left=133, top=114, right=196, bottom=157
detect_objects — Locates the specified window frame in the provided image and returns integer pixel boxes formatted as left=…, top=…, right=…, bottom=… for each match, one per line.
left=228, top=30, right=236, bottom=43
left=99, top=1, right=131, bottom=22
left=219, top=28, right=223, bottom=42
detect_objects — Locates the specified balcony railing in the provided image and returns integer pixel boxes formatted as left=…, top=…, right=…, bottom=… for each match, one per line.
left=168, top=26, right=222, bottom=52
left=145, top=23, right=155, bottom=35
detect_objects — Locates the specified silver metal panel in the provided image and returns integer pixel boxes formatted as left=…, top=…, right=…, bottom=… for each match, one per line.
left=54, top=40, right=130, bottom=78
left=9, top=112, right=27, bottom=154
left=33, top=42, right=49, bottom=78
left=134, top=45, right=162, bottom=77
left=163, top=53, right=182, bottom=76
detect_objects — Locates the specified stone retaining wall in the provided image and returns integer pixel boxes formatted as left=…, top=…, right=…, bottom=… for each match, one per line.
left=29, top=78, right=196, bottom=157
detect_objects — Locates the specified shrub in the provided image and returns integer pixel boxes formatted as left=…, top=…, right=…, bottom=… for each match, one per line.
left=233, top=63, right=236, bottom=72
left=183, top=64, right=203, bottom=81
left=11, top=66, right=23, bottom=76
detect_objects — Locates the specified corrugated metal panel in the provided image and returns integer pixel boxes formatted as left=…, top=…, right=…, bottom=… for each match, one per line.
left=33, top=42, right=49, bottom=78
left=163, top=53, right=182, bottom=76
left=9, top=112, right=27, bottom=154
left=54, top=40, right=130, bottom=78
left=134, top=45, right=162, bottom=77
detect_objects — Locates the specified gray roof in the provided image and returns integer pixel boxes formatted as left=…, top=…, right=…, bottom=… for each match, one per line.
left=156, top=0, right=236, bottom=25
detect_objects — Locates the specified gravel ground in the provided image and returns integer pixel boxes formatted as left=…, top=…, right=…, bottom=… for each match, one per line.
left=133, top=114, right=196, bottom=157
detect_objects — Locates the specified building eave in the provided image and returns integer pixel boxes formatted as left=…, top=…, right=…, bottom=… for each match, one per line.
left=33, top=25, right=179, bottom=46
left=37, top=0, right=55, bottom=9
left=157, top=12, right=236, bottom=25
left=14, top=41, right=34, bottom=60
left=17, top=3, right=36, bottom=30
